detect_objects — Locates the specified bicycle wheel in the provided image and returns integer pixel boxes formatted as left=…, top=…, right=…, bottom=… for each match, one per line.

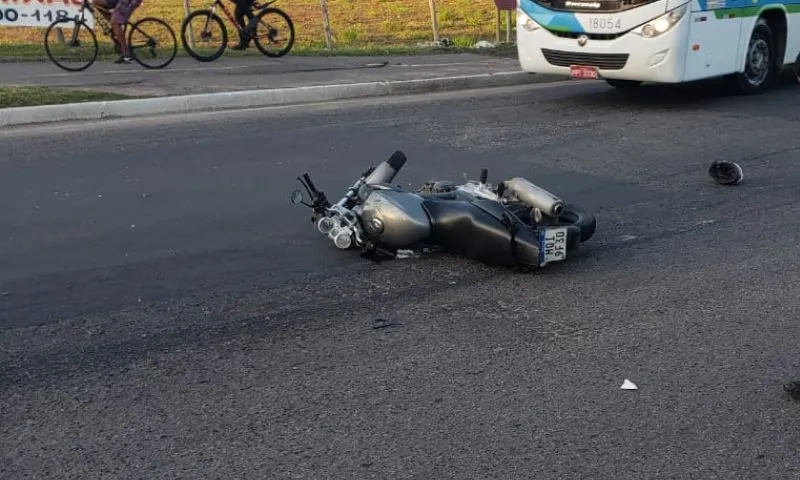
left=252, top=7, right=294, bottom=58
left=128, top=17, right=177, bottom=69
left=181, top=9, right=227, bottom=62
left=44, top=17, right=98, bottom=72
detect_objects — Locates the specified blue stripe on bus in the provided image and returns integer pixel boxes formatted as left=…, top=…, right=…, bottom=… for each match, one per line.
left=519, top=0, right=587, bottom=33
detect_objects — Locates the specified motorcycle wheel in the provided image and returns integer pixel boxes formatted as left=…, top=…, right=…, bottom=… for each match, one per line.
left=557, top=204, right=597, bottom=244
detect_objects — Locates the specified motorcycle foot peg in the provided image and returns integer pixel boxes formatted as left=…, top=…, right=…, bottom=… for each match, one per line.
left=531, top=207, right=543, bottom=224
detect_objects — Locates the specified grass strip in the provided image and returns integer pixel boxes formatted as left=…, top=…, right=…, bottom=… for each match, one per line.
left=0, top=86, right=131, bottom=108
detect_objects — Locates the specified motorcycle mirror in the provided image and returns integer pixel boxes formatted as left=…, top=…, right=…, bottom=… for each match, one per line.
left=290, top=189, right=305, bottom=205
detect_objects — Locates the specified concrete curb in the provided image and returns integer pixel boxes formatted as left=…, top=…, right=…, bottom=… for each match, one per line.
left=0, top=71, right=563, bottom=127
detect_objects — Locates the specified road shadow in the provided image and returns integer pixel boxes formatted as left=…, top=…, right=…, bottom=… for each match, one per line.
left=560, top=68, right=799, bottom=111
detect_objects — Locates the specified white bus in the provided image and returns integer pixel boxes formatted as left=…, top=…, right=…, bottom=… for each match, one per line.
left=516, top=0, right=800, bottom=93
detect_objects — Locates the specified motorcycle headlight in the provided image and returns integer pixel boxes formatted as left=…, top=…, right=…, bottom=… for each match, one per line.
left=517, top=8, right=541, bottom=32
left=632, top=4, right=687, bottom=38
left=317, top=217, right=335, bottom=234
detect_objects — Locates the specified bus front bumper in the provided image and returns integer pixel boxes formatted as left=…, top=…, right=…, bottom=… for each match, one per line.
left=517, top=11, right=690, bottom=84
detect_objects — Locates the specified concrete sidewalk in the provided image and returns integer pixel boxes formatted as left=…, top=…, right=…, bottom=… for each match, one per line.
left=0, top=53, right=545, bottom=97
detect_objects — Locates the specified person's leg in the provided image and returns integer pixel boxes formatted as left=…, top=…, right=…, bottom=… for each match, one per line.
left=110, top=0, right=141, bottom=61
left=96, top=0, right=120, bottom=52
left=232, top=0, right=252, bottom=49
left=243, top=0, right=254, bottom=29
left=111, top=21, right=127, bottom=60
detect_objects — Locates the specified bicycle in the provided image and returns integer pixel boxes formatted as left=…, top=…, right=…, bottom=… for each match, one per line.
left=43, top=0, right=177, bottom=72
left=180, top=0, right=295, bottom=62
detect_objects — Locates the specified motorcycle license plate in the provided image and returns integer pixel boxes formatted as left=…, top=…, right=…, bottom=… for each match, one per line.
left=539, top=227, right=568, bottom=266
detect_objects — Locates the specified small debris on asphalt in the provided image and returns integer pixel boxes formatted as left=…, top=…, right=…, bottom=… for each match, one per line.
left=416, top=38, right=454, bottom=48
left=372, top=318, right=402, bottom=329
left=621, top=379, right=638, bottom=390
left=396, top=249, right=418, bottom=259
left=783, top=382, right=800, bottom=401
left=708, top=161, right=744, bottom=185
left=695, top=219, right=716, bottom=226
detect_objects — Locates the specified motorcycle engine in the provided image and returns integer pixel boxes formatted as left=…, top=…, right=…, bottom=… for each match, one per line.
left=416, top=180, right=456, bottom=194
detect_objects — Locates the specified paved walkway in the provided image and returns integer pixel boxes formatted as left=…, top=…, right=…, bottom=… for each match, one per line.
left=0, top=54, right=529, bottom=97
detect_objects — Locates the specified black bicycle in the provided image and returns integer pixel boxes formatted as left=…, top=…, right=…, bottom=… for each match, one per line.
left=44, top=0, right=177, bottom=72
left=180, top=0, right=295, bottom=62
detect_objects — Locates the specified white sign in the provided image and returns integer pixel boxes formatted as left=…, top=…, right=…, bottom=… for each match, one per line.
left=0, top=1, right=93, bottom=28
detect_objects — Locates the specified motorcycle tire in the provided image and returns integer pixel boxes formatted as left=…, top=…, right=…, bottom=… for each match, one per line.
left=557, top=204, right=597, bottom=244
left=506, top=202, right=596, bottom=248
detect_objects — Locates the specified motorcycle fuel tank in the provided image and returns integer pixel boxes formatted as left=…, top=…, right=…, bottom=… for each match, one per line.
left=360, top=189, right=431, bottom=248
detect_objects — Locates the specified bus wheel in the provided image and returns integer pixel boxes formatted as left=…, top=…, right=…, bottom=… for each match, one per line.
left=605, top=79, right=642, bottom=89
left=728, top=19, right=776, bottom=94
left=794, top=50, right=800, bottom=85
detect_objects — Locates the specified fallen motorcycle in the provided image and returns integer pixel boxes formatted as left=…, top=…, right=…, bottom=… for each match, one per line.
left=289, top=150, right=596, bottom=270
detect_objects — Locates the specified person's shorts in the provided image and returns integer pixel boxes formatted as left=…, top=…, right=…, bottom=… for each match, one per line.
left=111, top=0, right=142, bottom=24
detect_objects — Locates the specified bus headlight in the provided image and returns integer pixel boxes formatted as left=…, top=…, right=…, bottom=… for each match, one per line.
left=517, top=8, right=541, bottom=32
left=632, top=4, right=687, bottom=38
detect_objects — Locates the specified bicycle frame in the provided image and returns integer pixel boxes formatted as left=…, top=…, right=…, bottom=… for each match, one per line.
left=72, top=1, right=104, bottom=30
left=206, top=0, right=279, bottom=33
left=68, top=0, right=152, bottom=50
left=64, top=1, right=120, bottom=43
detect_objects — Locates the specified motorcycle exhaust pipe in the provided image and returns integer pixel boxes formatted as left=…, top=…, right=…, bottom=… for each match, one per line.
left=503, top=177, right=565, bottom=217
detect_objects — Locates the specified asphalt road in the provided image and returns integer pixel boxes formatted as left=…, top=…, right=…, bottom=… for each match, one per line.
left=3, top=78, right=800, bottom=479
left=0, top=54, right=529, bottom=97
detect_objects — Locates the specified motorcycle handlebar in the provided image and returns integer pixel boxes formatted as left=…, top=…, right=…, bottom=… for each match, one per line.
left=363, top=150, right=407, bottom=186
left=302, top=173, right=319, bottom=194
left=315, top=150, right=409, bottom=210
